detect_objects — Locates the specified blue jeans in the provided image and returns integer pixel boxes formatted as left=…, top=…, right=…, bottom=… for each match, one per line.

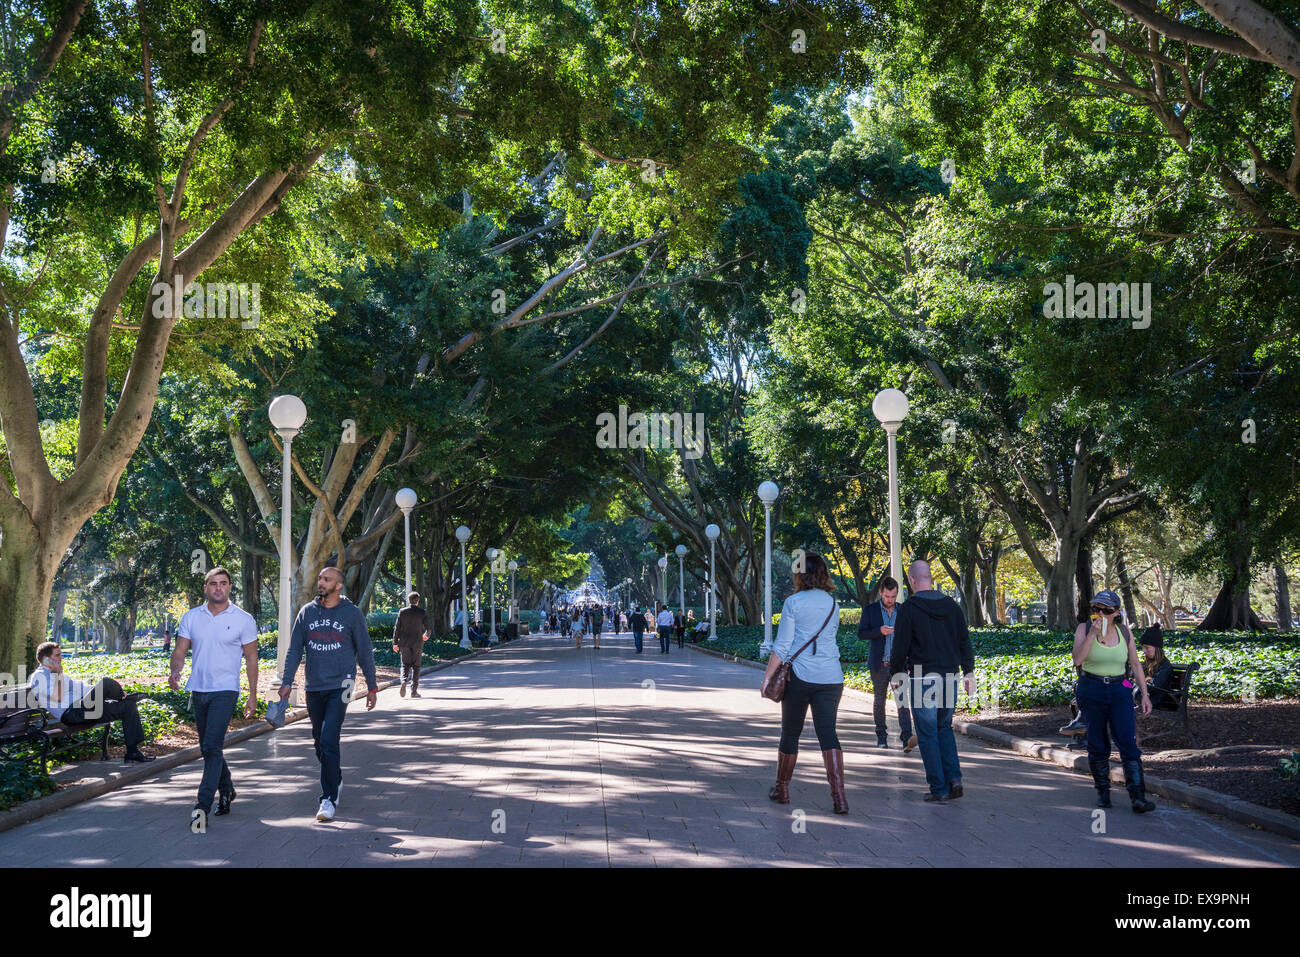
left=908, top=674, right=961, bottom=796
left=1077, top=676, right=1141, bottom=764
left=306, top=689, right=350, bottom=803
left=192, top=690, right=237, bottom=812
left=658, top=626, right=672, bottom=653
left=631, top=629, right=643, bottom=652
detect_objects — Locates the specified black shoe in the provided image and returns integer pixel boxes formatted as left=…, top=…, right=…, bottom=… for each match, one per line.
left=215, top=789, right=236, bottom=816
left=410, top=690, right=422, bottom=698
left=923, top=792, right=948, bottom=803
left=947, top=782, right=964, bottom=799
left=123, top=749, right=156, bottom=764
left=876, top=738, right=890, bottom=749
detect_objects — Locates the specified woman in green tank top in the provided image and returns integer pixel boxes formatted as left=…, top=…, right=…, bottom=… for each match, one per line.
left=1071, top=589, right=1156, bottom=814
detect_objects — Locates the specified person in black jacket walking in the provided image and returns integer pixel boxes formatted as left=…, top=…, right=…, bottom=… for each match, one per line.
left=890, top=560, right=976, bottom=803
left=857, top=576, right=916, bottom=751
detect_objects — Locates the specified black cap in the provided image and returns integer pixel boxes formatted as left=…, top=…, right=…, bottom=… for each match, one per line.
left=1140, top=624, right=1164, bottom=648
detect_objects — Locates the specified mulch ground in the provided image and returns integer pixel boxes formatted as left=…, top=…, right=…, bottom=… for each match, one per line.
left=962, top=699, right=1300, bottom=815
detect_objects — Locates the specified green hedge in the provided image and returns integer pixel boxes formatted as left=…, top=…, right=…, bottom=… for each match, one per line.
left=701, top=626, right=1300, bottom=711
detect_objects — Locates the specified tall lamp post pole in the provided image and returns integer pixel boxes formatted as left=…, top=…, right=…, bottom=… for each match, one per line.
left=758, top=481, right=779, bottom=652
left=268, top=395, right=307, bottom=700
left=455, top=525, right=471, bottom=646
left=872, top=389, right=910, bottom=589
left=486, top=548, right=500, bottom=643
left=657, top=556, right=668, bottom=606
left=395, top=488, right=417, bottom=603
left=705, top=524, right=720, bottom=638
left=675, top=544, right=687, bottom=619
left=508, top=560, right=518, bottom=623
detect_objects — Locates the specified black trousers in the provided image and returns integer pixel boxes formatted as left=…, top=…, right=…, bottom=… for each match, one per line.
left=398, top=641, right=422, bottom=690
left=61, top=678, right=146, bottom=751
left=779, top=673, right=843, bottom=754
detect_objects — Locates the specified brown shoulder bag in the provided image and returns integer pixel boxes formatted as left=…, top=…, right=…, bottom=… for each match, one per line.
left=762, top=599, right=837, bottom=702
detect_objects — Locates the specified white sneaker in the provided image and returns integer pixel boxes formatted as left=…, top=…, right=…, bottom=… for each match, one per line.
left=316, top=798, right=336, bottom=822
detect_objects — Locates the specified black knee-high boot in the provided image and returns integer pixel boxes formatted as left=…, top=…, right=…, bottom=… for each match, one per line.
left=1089, top=759, right=1112, bottom=808
left=1123, top=759, right=1156, bottom=813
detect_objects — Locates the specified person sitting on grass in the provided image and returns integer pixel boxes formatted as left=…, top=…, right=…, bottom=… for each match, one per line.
left=27, top=642, right=156, bottom=765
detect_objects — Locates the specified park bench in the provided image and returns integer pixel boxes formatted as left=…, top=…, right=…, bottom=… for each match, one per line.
left=1059, top=661, right=1200, bottom=750
left=1136, top=661, right=1199, bottom=748
left=0, top=687, right=119, bottom=775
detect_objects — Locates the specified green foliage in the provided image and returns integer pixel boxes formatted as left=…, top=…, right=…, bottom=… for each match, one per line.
left=0, top=762, right=56, bottom=812
left=1278, top=752, right=1300, bottom=782
left=702, top=627, right=1300, bottom=710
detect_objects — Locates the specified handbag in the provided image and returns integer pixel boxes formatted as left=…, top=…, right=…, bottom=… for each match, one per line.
left=762, top=598, right=837, bottom=702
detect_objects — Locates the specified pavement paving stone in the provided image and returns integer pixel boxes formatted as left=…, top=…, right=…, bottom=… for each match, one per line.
left=3, top=631, right=1298, bottom=868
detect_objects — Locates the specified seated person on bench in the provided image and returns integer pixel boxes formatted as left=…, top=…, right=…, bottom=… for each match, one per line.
left=1060, top=623, right=1179, bottom=734
left=26, top=642, right=156, bottom=765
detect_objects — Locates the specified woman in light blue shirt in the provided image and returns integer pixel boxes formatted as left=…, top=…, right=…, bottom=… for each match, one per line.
left=759, top=552, right=847, bottom=813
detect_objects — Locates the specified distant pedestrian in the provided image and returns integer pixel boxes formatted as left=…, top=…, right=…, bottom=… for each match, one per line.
left=392, top=592, right=430, bottom=699
left=889, top=560, right=975, bottom=803
left=628, top=604, right=646, bottom=653
left=759, top=553, right=845, bottom=813
left=1072, top=590, right=1156, bottom=813
left=278, top=566, right=379, bottom=824
left=573, top=611, right=586, bottom=649
left=656, top=603, right=675, bottom=654
left=674, top=609, right=686, bottom=648
left=162, top=628, right=172, bottom=654
left=857, top=576, right=916, bottom=751
left=590, top=605, right=604, bottom=649
left=173, top=567, right=259, bottom=830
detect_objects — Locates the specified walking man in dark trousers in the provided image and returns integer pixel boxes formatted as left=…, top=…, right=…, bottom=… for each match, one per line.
left=393, top=591, right=430, bottom=698
left=858, top=576, right=917, bottom=751
left=172, top=567, right=259, bottom=830
left=590, top=604, right=604, bottom=649
left=629, top=604, right=645, bottom=653
left=656, top=603, right=675, bottom=654
left=279, top=566, right=379, bottom=823
left=890, top=560, right=976, bottom=803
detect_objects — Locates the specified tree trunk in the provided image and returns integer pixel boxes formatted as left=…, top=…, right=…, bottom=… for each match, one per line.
left=1275, top=562, right=1292, bottom=632
left=1198, top=562, right=1262, bottom=631
left=50, top=585, right=69, bottom=643
left=1046, top=532, right=1083, bottom=632
left=977, top=540, right=1002, bottom=624
left=0, top=514, right=74, bottom=673
left=114, top=603, right=138, bottom=653
left=1075, top=535, right=1094, bottom=625
left=1115, top=545, right=1138, bottom=626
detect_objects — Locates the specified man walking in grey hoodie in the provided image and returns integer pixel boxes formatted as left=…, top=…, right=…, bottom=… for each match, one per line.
left=890, top=560, right=977, bottom=803
left=278, top=566, right=379, bottom=822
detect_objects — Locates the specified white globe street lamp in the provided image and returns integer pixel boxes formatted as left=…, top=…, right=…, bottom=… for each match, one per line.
left=395, top=487, right=417, bottom=605
left=455, top=525, right=471, bottom=646
left=872, top=388, right=910, bottom=589
left=757, top=481, right=779, bottom=653
left=486, top=547, right=500, bottom=643
left=657, top=555, right=668, bottom=606
left=705, top=523, right=720, bottom=639
left=268, top=394, right=307, bottom=698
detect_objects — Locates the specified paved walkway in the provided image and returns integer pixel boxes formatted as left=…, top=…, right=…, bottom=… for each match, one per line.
left=2, top=632, right=1297, bottom=867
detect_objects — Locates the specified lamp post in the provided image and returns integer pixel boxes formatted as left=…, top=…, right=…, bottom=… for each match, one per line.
left=455, top=525, right=471, bottom=646
left=395, top=488, right=417, bottom=603
left=872, top=388, right=910, bottom=589
left=508, top=560, right=518, bottom=622
left=268, top=394, right=307, bottom=698
left=705, top=523, right=720, bottom=638
left=657, top=555, right=668, bottom=606
left=675, top=544, right=687, bottom=619
left=757, top=481, right=779, bottom=652
left=486, top=547, right=500, bottom=642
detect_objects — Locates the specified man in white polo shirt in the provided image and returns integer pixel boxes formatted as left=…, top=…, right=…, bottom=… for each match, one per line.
left=171, top=566, right=259, bottom=831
